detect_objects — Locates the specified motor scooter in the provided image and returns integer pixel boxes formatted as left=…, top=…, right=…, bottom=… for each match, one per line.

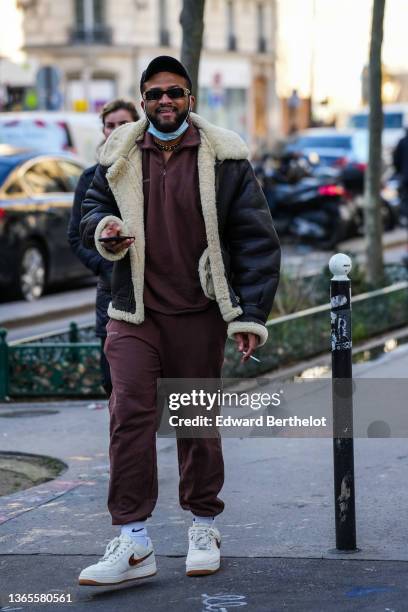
left=255, top=154, right=357, bottom=248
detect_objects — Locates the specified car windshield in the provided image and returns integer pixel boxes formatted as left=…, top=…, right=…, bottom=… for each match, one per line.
left=289, top=135, right=352, bottom=150
left=0, top=119, right=69, bottom=152
left=349, top=112, right=403, bottom=129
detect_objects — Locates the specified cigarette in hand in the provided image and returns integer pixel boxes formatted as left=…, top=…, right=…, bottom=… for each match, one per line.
left=242, top=352, right=261, bottom=363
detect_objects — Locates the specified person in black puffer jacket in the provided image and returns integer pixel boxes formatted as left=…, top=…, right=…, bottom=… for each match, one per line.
left=67, top=98, right=139, bottom=395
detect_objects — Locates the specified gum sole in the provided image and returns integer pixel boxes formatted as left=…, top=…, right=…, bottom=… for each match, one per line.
left=186, top=568, right=220, bottom=577
left=79, top=571, right=157, bottom=586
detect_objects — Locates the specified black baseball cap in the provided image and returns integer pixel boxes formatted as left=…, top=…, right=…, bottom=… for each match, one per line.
left=140, top=55, right=192, bottom=93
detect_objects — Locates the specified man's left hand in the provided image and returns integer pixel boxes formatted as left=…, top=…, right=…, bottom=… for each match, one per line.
left=234, top=332, right=259, bottom=363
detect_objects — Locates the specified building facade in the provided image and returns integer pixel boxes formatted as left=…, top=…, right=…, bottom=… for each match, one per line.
left=17, top=0, right=279, bottom=148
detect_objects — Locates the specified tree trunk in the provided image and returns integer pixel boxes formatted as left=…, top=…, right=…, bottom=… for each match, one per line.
left=364, top=0, right=385, bottom=287
left=180, top=0, right=205, bottom=109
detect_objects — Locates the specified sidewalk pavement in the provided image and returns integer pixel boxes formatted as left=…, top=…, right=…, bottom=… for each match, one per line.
left=0, top=346, right=408, bottom=611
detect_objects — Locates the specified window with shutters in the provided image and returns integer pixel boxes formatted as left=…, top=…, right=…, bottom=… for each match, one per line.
left=159, top=0, right=170, bottom=46
left=257, top=3, right=267, bottom=53
left=226, top=1, right=237, bottom=51
left=71, top=0, right=111, bottom=44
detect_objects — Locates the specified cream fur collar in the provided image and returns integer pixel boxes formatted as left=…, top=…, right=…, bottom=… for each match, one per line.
left=93, top=110, right=271, bottom=341
left=99, top=112, right=249, bottom=166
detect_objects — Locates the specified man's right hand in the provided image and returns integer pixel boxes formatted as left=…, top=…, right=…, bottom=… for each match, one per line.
left=100, top=221, right=135, bottom=254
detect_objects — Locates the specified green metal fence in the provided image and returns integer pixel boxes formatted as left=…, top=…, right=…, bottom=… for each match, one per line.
left=0, top=323, right=103, bottom=399
left=1, top=281, right=407, bottom=399
left=223, top=280, right=408, bottom=377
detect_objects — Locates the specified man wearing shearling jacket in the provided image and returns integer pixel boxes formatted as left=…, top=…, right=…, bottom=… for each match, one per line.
left=78, top=56, right=280, bottom=586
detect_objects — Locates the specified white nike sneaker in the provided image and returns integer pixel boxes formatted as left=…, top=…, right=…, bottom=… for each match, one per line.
left=78, top=534, right=157, bottom=586
left=186, top=524, right=221, bottom=576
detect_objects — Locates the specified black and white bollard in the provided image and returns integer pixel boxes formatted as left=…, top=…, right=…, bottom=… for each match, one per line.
left=329, top=253, right=357, bottom=552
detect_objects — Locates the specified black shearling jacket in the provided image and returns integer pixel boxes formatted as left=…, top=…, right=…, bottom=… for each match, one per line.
left=80, top=113, right=280, bottom=346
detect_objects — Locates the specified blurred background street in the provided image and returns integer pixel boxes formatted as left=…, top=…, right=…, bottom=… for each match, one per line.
left=0, top=0, right=408, bottom=306
left=0, top=227, right=406, bottom=343
left=1, top=1, right=408, bottom=610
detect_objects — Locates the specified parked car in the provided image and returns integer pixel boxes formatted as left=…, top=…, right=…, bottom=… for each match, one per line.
left=0, top=112, right=102, bottom=165
left=284, top=128, right=368, bottom=170
left=0, top=145, right=90, bottom=301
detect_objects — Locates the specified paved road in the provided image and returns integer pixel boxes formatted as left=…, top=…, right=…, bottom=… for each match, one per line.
left=0, top=286, right=96, bottom=342
left=1, top=555, right=406, bottom=611
left=6, top=312, right=95, bottom=343
left=1, top=346, right=408, bottom=610
left=0, top=228, right=408, bottom=326
left=281, top=227, right=407, bottom=277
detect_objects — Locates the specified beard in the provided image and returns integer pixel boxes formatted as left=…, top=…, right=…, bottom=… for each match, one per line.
left=146, top=103, right=189, bottom=134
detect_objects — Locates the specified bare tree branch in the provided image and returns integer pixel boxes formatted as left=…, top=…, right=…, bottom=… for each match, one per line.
left=364, top=0, right=386, bottom=286
left=180, top=0, right=205, bottom=108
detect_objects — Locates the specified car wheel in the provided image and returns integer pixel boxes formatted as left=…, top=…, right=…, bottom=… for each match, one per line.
left=16, top=242, right=47, bottom=301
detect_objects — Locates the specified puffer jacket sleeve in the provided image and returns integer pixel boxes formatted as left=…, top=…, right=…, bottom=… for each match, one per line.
left=80, top=164, right=129, bottom=262
left=68, top=165, right=107, bottom=276
left=223, top=159, right=281, bottom=346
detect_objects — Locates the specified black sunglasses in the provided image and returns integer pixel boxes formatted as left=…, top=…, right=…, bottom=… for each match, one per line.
left=143, top=87, right=190, bottom=101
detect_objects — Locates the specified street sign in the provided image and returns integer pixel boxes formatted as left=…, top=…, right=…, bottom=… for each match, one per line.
left=208, top=72, right=225, bottom=109
left=73, top=99, right=89, bottom=112
left=36, top=65, right=62, bottom=111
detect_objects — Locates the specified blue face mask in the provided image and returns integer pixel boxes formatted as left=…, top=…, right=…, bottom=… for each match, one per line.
left=146, top=98, right=192, bottom=141
left=147, top=118, right=189, bottom=141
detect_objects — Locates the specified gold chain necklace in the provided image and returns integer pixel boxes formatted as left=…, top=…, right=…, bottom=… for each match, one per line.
left=153, top=139, right=180, bottom=152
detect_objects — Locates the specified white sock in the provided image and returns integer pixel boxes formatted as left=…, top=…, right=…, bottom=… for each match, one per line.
left=193, top=515, right=215, bottom=527
left=121, top=521, right=149, bottom=547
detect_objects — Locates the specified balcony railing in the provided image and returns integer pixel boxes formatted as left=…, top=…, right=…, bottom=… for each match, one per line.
left=69, top=25, right=112, bottom=45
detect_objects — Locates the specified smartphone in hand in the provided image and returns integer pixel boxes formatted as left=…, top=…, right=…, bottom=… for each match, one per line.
left=98, top=236, right=135, bottom=243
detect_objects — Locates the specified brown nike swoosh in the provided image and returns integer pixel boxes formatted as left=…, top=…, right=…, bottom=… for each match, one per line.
left=128, top=551, right=153, bottom=567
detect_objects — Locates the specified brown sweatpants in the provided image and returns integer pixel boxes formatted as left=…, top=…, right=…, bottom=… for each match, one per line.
left=104, top=303, right=227, bottom=525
